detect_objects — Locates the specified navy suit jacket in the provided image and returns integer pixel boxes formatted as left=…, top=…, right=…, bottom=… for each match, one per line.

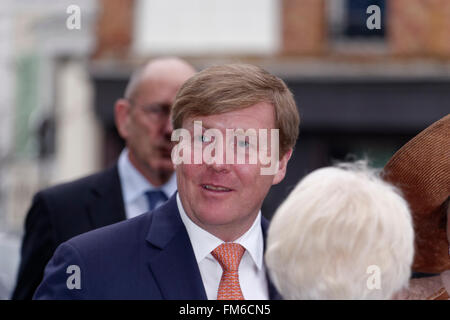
left=33, top=193, right=280, bottom=300
left=12, top=165, right=126, bottom=300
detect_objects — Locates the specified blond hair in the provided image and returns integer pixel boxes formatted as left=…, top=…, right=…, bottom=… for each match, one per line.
left=171, top=64, right=300, bottom=156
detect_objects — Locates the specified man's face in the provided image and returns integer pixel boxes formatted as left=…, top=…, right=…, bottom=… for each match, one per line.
left=125, top=77, right=178, bottom=173
left=176, top=102, right=291, bottom=241
left=116, top=70, right=194, bottom=183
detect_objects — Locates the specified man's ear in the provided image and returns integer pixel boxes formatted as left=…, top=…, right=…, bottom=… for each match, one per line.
left=115, top=99, right=131, bottom=139
left=272, top=148, right=293, bottom=185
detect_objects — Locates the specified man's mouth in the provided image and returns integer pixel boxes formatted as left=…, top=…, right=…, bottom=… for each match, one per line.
left=158, top=146, right=173, bottom=157
left=201, top=184, right=233, bottom=192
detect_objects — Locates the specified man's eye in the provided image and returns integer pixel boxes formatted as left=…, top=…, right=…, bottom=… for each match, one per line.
left=199, top=135, right=212, bottom=143
left=238, top=140, right=250, bottom=148
left=141, top=104, right=170, bottom=116
left=145, top=107, right=163, bottom=114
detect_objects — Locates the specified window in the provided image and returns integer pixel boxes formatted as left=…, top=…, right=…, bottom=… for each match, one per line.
left=345, top=0, right=385, bottom=38
left=328, top=0, right=387, bottom=52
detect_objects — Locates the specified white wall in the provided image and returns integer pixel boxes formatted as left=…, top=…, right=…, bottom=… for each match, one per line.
left=133, top=0, right=280, bottom=55
left=52, top=60, right=101, bottom=185
left=0, top=0, right=99, bottom=232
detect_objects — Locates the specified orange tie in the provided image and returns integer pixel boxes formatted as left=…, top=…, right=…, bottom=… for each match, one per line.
left=211, top=243, right=246, bottom=300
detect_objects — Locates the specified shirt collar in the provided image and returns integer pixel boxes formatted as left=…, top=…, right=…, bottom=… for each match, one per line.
left=118, top=148, right=177, bottom=204
left=176, top=193, right=264, bottom=270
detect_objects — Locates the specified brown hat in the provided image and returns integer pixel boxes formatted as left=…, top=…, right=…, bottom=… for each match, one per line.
left=383, top=114, right=450, bottom=274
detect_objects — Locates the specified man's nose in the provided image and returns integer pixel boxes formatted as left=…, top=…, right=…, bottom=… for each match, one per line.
left=207, top=160, right=230, bottom=174
left=204, top=143, right=231, bottom=173
left=163, top=117, right=173, bottom=136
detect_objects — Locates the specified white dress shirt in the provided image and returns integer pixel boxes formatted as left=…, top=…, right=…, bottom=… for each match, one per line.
left=117, top=149, right=177, bottom=219
left=176, top=193, right=269, bottom=300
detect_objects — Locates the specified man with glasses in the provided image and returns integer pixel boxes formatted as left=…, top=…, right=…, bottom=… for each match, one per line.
left=12, top=58, right=196, bottom=299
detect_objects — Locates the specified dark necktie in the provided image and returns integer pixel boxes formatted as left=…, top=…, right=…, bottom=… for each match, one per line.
left=145, top=190, right=168, bottom=211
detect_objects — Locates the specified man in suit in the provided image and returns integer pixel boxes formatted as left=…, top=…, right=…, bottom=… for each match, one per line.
left=33, top=63, right=300, bottom=300
left=12, top=57, right=196, bottom=300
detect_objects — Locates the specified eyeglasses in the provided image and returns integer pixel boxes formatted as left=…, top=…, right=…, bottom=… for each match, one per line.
left=128, top=100, right=171, bottom=121
left=141, top=104, right=171, bottom=120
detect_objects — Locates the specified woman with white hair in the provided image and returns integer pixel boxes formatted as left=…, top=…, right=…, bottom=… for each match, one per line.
left=265, top=161, right=415, bottom=299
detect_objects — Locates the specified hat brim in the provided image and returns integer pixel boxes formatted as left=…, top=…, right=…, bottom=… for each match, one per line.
left=383, top=114, right=450, bottom=273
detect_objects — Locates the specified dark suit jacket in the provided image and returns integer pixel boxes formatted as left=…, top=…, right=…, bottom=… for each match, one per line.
left=12, top=165, right=126, bottom=300
left=33, top=193, right=280, bottom=300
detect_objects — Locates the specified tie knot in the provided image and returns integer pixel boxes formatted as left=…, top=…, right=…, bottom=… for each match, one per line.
left=211, top=243, right=245, bottom=272
left=145, top=190, right=168, bottom=211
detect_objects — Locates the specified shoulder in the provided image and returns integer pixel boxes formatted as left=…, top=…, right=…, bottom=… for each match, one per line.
left=33, top=213, right=154, bottom=299
left=67, top=212, right=153, bottom=256
left=30, top=165, right=120, bottom=221
left=25, top=165, right=121, bottom=242
left=393, top=276, right=445, bottom=300
left=23, top=168, right=117, bottom=232
left=37, top=165, right=119, bottom=202
left=34, top=196, right=181, bottom=299
left=63, top=194, right=179, bottom=263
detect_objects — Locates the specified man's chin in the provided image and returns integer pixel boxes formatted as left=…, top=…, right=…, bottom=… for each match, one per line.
left=153, top=159, right=175, bottom=175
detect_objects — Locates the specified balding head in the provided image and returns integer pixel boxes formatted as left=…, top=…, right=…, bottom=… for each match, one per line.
left=115, top=57, right=196, bottom=186
left=125, top=57, right=196, bottom=101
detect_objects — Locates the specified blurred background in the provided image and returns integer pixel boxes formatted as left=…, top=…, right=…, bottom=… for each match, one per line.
left=0, top=0, right=449, bottom=298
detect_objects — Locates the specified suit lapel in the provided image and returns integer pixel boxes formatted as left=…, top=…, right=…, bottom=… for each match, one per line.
left=145, top=194, right=207, bottom=300
left=86, top=165, right=126, bottom=229
left=261, top=217, right=282, bottom=300
left=144, top=195, right=279, bottom=300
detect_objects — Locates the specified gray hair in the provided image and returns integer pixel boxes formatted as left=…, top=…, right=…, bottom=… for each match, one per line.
left=124, top=57, right=196, bottom=101
left=265, top=161, right=414, bottom=299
